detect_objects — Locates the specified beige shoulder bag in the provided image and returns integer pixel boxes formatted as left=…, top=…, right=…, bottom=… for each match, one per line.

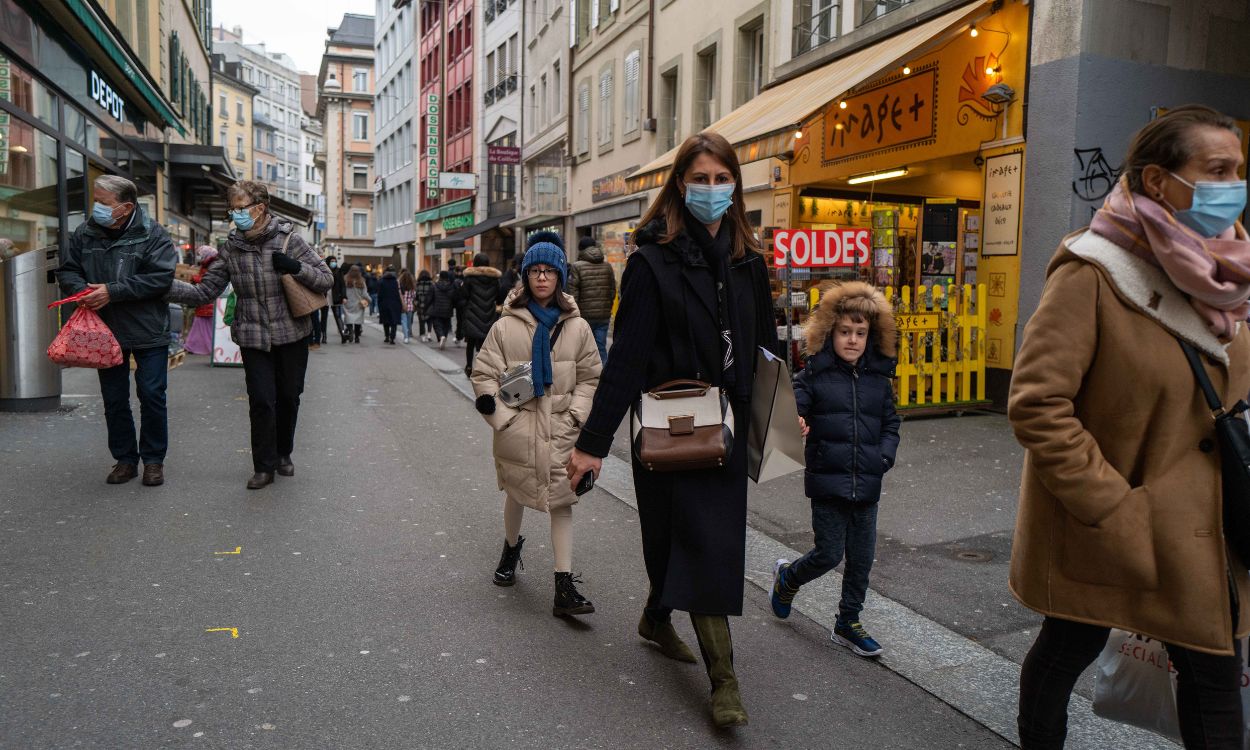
left=630, top=379, right=735, bottom=472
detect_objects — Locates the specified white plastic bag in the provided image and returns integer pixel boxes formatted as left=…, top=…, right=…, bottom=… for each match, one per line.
left=1092, top=630, right=1181, bottom=742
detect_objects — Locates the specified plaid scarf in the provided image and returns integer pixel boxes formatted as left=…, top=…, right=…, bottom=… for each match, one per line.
left=1091, top=177, right=1250, bottom=341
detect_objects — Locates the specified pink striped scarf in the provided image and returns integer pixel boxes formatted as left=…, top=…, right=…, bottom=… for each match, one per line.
left=1091, top=177, right=1250, bottom=341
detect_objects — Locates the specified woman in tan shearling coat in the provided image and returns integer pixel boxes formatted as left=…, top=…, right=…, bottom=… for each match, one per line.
left=1009, top=106, right=1250, bottom=749
left=470, top=232, right=601, bottom=617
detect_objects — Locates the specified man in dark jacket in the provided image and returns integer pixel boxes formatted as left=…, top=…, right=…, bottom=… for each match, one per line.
left=57, top=175, right=176, bottom=487
left=365, top=268, right=380, bottom=317
left=566, top=237, right=617, bottom=364
left=451, top=262, right=467, bottom=344
left=328, top=256, right=349, bottom=344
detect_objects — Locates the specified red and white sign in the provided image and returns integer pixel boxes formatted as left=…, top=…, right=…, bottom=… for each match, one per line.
left=773, top=228, right=871, bottom=268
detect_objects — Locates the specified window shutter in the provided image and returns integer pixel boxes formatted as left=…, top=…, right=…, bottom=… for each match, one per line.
left=610, top=0, right=619, bottom=11
left=569, top=0, right=577, bottom=47
left=590, top=0, right=598, bottom=28
left=624, top=51, right=639, bottom=132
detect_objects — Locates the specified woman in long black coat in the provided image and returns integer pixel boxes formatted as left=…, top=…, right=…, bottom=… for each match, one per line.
left=457, top=252, right=504, bottom=376
left=566, top=133, right=778, bottom=729
left=376, top=266, right=403, bottom=344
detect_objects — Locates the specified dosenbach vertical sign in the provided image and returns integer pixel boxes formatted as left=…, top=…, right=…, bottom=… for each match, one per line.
left=426, top=93, right=440, bottom=202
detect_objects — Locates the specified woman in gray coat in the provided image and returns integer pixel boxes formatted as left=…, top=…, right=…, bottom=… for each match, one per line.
left=167, top=180, right=332, bottom=489
left=342, top=266, right=369, bottom=342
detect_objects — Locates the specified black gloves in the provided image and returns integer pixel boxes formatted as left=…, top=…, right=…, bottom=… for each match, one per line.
left=272, top=253, right=301, bottom=275
left=475, top=394, right=496, bottom=415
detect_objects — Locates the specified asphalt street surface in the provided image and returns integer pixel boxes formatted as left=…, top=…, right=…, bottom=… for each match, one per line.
left=2, top=334, right=1014, bottom=749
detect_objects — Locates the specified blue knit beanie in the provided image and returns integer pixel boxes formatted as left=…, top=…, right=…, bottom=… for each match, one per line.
left=522, top=230, right=568, bottom=289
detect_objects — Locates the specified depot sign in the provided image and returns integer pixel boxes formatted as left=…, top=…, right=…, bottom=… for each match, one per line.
left=773, top=228, right=871, bottom=267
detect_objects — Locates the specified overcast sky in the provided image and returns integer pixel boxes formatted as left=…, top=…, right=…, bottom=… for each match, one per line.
left=212, top=0, right=378, bottom=74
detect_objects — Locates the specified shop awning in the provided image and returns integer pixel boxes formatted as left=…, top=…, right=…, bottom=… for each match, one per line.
left=202, top=169, right=313, bottom=226
left=434, top=212, right=516, bottom=249
left=414, top=198, right=474, bottom=224
left=501, top=213, right=568, bottom=229
left=626, top=1, right=983, bottom=193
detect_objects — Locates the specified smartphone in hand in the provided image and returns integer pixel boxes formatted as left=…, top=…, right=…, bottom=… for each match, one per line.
left=575, top=471, right=595, bottom=496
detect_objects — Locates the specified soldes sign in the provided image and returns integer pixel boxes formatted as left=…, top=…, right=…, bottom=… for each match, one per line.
left=773, top=228, right=870, bottom=268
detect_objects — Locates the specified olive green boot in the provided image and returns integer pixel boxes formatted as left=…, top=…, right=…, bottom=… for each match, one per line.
left=638, top=612, right=698, bottom=663
left=690, top=614, right=748, bottom=728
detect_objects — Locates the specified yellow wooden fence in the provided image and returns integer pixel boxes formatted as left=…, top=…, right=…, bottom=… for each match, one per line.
left=884, top=283, right=989, bottom=411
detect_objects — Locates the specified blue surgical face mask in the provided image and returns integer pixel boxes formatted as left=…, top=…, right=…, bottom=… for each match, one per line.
left=684, top=182, right=736, bottom=225
left=91, top=201, right=116, bottom=226
left=230, top=206, right=256, bottom=231
left=1169, top=172, right=1247, bottom=238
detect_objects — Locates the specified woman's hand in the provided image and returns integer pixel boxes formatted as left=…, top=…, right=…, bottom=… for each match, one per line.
left=798, top=416, right=810, bottom=437
left=566, top=448, right=602, bottom=494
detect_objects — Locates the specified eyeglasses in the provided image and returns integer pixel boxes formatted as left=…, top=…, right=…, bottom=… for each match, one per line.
left=526, top=268, right=558, bottom=279
left=225, top=202, right=262, bottom=219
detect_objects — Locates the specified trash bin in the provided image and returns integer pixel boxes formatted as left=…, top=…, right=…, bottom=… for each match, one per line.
left=0, top=245, right=61, bottom=411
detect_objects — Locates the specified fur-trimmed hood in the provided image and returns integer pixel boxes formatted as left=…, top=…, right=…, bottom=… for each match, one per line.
left=464, top=265, right=502, bottom=279
left=804, top=280, right=897, bottom=359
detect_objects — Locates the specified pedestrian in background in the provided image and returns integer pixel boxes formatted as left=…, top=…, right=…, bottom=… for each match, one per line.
left=771, top=281, right=900, bottom=659
left=328, top=256, right=348, bottom=344
left=500, top=257, right=520, bottom=297
left=457, top=252, right=504, bottom=377
left=566, top=236, right=617, bottom=365
left=377, top=265, right=402, bottom=345
left=399, top=269, right=417, bottom=344
left=471, top=231, right=601, bottom=617
left=57, top=174, right=176, bottom=487
left=427, top=270, right=456, bottom=349
left=168, top=181, right=332, bottom=490
left=182, top=245, right=219, bottom=356
left=565, top=132, right=778, bottom=728
left=415, top=269, right=434, bottom=342
left=452, top=263, right=467, bottom=345
left=342, top=266, right=368, bottom=343
left=1009, top=105, right=1250, bottom=749
left=365, top=267, right=379, bottom=317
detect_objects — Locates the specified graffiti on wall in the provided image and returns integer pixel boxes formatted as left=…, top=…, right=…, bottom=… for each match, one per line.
left=1072, top=147, right=1122, bottom=202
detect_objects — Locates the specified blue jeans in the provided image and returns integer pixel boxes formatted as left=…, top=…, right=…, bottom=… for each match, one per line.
left=589, top=321, right=609, bottom=365
left=787, top=496, right=878, bottom=621
left=400, top=311, right=414, bottom=340
left=368, top=292, right=378, bottom=316
left=97, top=346, right=168, bottom=465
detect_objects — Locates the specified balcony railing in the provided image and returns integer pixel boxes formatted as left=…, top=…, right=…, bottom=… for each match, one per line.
left=859, top=0, right=913, bottom=24
left=793, top=3, right=840, bottom=57
left=484, top=0, right=510, bottom=24
left=484, top=75, right=519, bottom=106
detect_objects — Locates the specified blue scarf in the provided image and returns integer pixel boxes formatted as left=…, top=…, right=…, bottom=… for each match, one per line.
left=527, top=300, right=561, bottom=397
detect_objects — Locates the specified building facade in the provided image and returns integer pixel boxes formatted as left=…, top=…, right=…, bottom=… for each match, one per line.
left=300, top=118, right=324, bottom=248
left=416, top=0, right=476, bottom=272
left=212, top=55, right=256, bottom=182
left=318, top=14, right=378, bottom=265
left=513, top=0, right=570, bottom=257
left=212, top=26, right=306, bottom=207
left=374, top=0, right=418, bottom=270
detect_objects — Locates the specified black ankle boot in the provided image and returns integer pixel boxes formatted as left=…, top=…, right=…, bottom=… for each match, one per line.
left=553, top=572, right=595, bottom=617
left=493, top=536, right=524, bottom=586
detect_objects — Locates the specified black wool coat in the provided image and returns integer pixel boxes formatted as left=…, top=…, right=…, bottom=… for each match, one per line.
left=576, top=211, right=778, bottom=616
left=456, top=266, right=504, bottom=340
left=794, top=343, right=900, bottom=503
left=428, top=279, right=456, bottom=319
left=377, top=273, right=403, bottom=326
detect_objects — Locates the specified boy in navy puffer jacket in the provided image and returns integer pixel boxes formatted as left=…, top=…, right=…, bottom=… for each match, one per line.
left=770, top=281, right=901, bottom=658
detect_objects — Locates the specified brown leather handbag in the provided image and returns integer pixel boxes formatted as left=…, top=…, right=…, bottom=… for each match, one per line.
left=278, top=232, right=327, bottom=318
left=630, top=379, right=735, bottom=472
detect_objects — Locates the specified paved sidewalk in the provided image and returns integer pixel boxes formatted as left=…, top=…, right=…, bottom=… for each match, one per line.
left=3, top=336, right=1022, bottom=749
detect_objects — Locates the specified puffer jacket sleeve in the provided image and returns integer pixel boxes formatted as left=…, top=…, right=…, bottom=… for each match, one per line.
left=470, top=319, right=522, bottom=431
left=793, top=367, right=813, bottom=419
left=1008, top=260, right=1131, bottom=526
left=569, top=319, right=602, bottom=425
left=168, top=258, right=230, bottom=306
left=286, top=233, right=333, bottom=293
left=880, top=380, right=900, bottom=469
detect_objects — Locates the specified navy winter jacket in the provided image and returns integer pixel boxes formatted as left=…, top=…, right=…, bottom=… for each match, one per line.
left=794, top=344, right=901, bottom=503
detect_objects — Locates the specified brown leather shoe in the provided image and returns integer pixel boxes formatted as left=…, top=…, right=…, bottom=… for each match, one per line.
left=276, top=456, right=294, bottom=477
left=106, top=463, right=138, bottom=484
left=141, top=464, right=164, bottom=486
left=246, top=472, right=274, bottom=490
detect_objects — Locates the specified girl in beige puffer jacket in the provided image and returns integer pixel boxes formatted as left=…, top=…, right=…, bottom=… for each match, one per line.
left=470, top=232, right=602, bottom=617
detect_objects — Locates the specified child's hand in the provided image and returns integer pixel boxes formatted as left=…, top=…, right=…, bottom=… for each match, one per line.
left=798, top=416, right=810, bottom=437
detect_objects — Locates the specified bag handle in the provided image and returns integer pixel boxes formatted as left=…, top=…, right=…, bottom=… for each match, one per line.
left=48, top=288, right=93, bottom=309
left=648, top=379, right=712, bottom=399
left=1178, top=338, right=1227, bottom=417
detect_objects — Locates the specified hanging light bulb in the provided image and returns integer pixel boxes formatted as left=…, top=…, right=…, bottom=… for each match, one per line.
left=839, top=100, right=847, bottom=109
left=970, top=24, right=979, bottom=37
left=902, top=66, right=911, bottom=75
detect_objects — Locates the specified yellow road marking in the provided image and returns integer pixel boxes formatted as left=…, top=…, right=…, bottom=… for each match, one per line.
left=214, top=546, right=242, bottom=555
left=205, top=627, right=239, bottom=639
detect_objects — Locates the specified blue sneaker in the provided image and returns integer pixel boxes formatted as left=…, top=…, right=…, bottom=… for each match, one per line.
left=770, top=558, right=799, bottom=618
left=833, top=618, right=883, bottom=657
